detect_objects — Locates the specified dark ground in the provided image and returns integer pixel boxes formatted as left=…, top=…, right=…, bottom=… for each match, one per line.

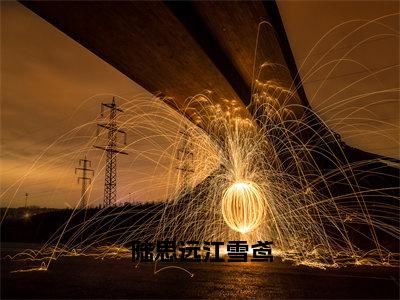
left=1, top=243, right=399, bottom=299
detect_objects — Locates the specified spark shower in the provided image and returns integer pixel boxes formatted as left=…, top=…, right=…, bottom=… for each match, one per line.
left=2, top=17, right=399, bottom=272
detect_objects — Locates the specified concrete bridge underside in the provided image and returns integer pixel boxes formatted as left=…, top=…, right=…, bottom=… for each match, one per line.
left=21, top=1, right=306, bottom=118
left=21, top=0, right=399, bottom=166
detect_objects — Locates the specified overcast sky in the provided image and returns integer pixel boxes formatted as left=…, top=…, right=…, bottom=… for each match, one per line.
left=278, top=1, right=399, bottom=158
left=1, top=2, right=182, bottom=208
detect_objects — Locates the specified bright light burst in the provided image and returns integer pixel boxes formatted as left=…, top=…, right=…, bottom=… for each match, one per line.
left=221, top=181, right=265, bottom=234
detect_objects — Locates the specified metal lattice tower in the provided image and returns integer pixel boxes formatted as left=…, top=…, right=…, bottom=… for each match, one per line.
left=75, top=157, right=94, bottom=209
left=176, top=125, right=194, bottom=191
left=94, top=98, right=128, bottom=207
left=24, top=192, right=29, bottom=208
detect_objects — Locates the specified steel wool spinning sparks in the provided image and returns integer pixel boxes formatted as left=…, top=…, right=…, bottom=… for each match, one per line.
left=3, top=14, right=399, bottom=271
left=221, top=181, right=265, bottom=234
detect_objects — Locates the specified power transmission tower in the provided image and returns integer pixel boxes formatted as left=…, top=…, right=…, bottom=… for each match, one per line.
left=176, top=125, right=194, bottom=191
left=75, top=157, right=94, bottom=209
left=24, top=192, right=28, bottom=208
left=94, top=97, right=128, bottom=207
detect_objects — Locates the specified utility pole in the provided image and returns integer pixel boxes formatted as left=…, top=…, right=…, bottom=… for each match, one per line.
left=176, top=125, right=194, bottom=191
left=75, top=157, right=94, bottom=209
left=94, top=97, right=128, bottom=207
left=24, top=192, right=28, bottom=208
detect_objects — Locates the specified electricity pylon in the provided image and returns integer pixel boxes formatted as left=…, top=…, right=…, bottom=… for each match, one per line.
left=75, top=157, right=94, bottom=209
left=24, top=193, right=28, bottom=208
left=94, top=98, right=128, bottom=207
left=176, top=125, right=194, bottom=191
